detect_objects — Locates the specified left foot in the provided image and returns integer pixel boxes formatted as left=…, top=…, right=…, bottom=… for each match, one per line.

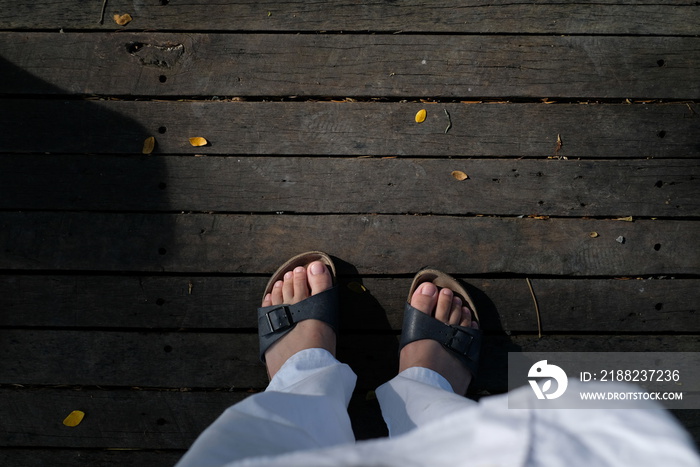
left=261, top=261, right=336, bottom=379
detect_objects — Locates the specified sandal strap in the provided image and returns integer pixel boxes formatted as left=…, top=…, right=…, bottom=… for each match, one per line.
left=399, top=302, right=481, bottom=377
left=257, top=285, right=339, bottom=362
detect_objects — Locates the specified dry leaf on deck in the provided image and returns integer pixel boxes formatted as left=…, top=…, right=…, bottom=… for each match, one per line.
left=142, top=136, right=155, bottom=154
left=589, top=232, right=599, bottom=238
left=63, top=410, right=85, bottom=427
left=415, top=109, right=427, bottom=123
left=555, top=134, right=563, bottom=153
left=615, top=216, right=633, bottom=222
left=189, top=137, right=209, bottom=147
left=451, top=170, right=468, bottom=181
left=114, top=14, right=133, bottom=26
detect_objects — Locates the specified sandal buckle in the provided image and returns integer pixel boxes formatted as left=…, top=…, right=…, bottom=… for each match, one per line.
left=445, top=327, right=473, bottom=356
left=265, top=306, right=294, bottom=333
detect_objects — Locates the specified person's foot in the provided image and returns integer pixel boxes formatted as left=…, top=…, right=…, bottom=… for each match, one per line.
left=261, top=261, right=336, bottom=379
left=399, top=282, right=479, bottom=394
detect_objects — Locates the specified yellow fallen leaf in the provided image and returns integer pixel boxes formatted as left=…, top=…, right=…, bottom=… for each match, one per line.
left=589, top=232, right=599, bottom=238
left=189, top=137, right=208, bottom=147
left=114, top=13, right=132, bottom=26
left=415, top=109, right=427, bottom=123
left=63, top=410, right=85, bottom=427
left=142, top=136, right=155, bottom=154
left=616, top=216, right=633, bottom=222
left=451, top=170, right=468, bottom=181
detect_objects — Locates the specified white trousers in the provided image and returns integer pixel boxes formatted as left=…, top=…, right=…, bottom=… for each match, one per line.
left=175, top=348, right=700, bottom=467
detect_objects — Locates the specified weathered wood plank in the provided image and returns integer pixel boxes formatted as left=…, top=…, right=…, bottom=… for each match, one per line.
left=0, top=330, right=266, bottom=388
left=3, top=155, right=699, bottom=217
left=0, top=388, right=386, bottom=448
left=3, top=100, right=697, bottom=158
left=2, top=1, right=699, bottom=35
left=0, top=449, right=184, bottom=467
left=1, top=332, right=697, bottom=389
left=0, top=390, right=696, bottom=454
left=1, top=213, right=697, bottom=276
left=1, top=275, right=698, bottom=333
left=0, top=388, right=245, bottom=449
left=2, top=34, right=698, bottom=98
left=0, top=388, right=695, bottom=451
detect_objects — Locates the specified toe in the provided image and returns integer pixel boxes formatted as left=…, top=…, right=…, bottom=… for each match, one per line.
left=434, top=288, right=454, bottom=322
left=459, top=306, right=472, bottom=327
left=292, top=266, right=309, bottom=302
left=410, top=282, right=438, bottom=314
left=271, top=280, right=284, bottom=305
left=307, top=261, right=332, bottom=295
left=262, top=293, right=272, bottom=307
left=447, top=296, right=463, bottom=326
left=282, top=271, right=295, bottom=303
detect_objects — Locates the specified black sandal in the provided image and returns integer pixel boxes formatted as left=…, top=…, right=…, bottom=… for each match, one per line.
left=257, top=251, right=340, bottom=364
left=399, top=268, right=482, bottom=377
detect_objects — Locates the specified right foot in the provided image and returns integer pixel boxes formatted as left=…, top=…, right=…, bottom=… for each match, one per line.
left=261, top=261, right=336, bottom=379
left=398, top=282, right=478, bottom=394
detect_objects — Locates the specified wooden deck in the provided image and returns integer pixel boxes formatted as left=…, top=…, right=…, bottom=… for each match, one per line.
left=1, top=1, right=699, bottom=465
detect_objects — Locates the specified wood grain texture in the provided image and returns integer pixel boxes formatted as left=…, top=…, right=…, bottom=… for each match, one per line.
left=1, top=213, right=697, bottom=275
left=2, top=33, right=698, bottom=98
left=0, top=388, right=246, bottom=449
left=1, top=1, right=698, bottom=35
left=0, top=330, right=266, bottom=388
left=0, top=449, right=184, bottom=467
left=1, top=331, right=697, bottom=389
left=0, top=391, right=696, bottom=455
left=2, top=155, right=698, bottom=217
left=0, top=387, right=386, bottom=448
left=1, top=387, right=693, bottom=451
left=1, top=275, right=697, bottom=333
left=2, top=100, right=698, bottom=158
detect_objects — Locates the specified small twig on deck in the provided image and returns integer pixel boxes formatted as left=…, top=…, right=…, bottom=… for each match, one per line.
left=526, top=278, right=542, bottom=338
left=99, top=0, right=108, bottom=24
left=444, top=109, right=452, bottom=134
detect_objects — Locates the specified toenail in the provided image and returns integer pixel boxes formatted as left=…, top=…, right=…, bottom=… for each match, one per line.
left=419, top=283, right=438, bottom=296
left=294, top=266, right=305, bottom=274
left=441, top=288, right=453, bottom=296
left=284, top=271, right=293, bottom=280
left=310, top=262, right=325, bottom=275
left=453, top=296, right=462, bottom=306
left=274, top=280, right=283, bottom=288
